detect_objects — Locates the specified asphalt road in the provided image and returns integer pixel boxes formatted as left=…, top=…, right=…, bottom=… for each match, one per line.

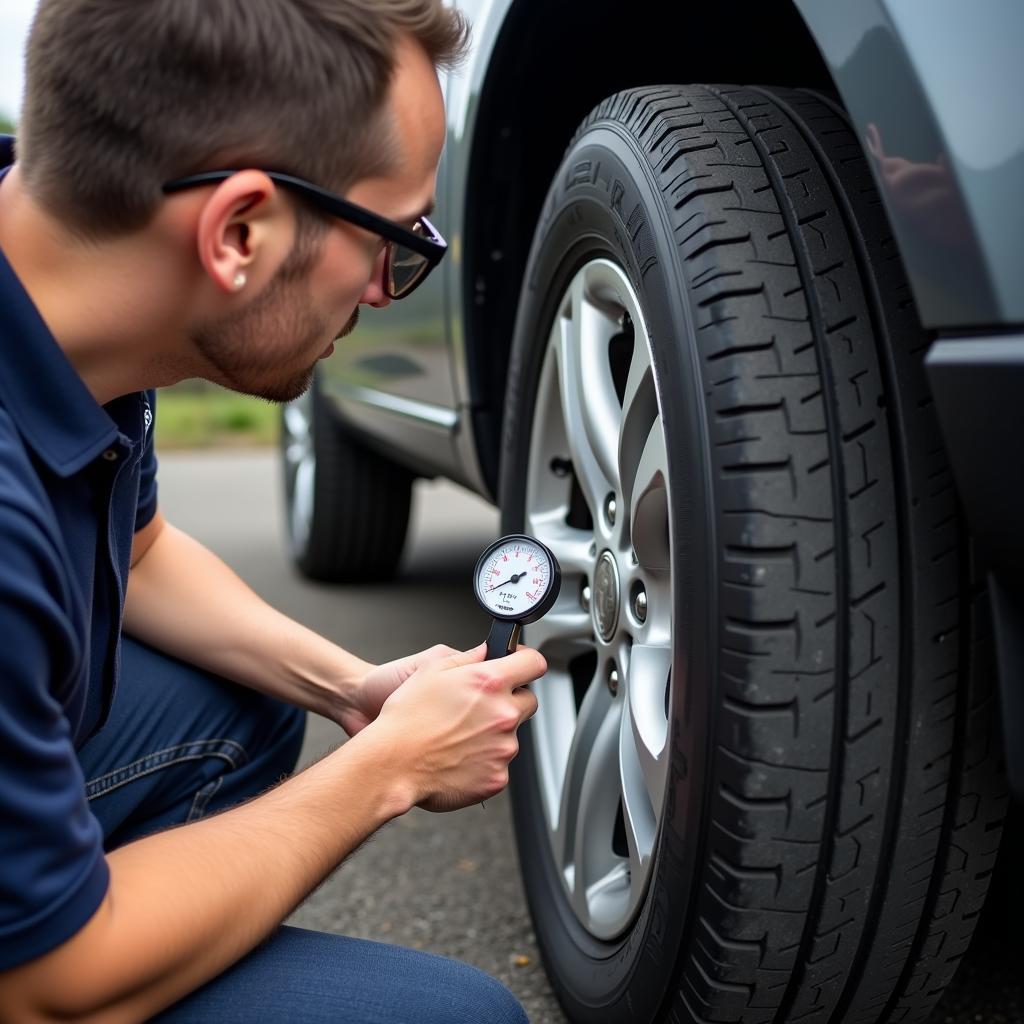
left=157, top=449, right=1022, bottom=1024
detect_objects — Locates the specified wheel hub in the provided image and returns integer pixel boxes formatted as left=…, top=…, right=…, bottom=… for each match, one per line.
left=593, top=550, right=620, bottom=642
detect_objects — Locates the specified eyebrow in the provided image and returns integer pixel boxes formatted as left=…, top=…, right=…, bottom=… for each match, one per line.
left=400, top=197, right=436, bottom=228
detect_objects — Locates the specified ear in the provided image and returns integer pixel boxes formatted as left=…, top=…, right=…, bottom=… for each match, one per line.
left=193, top=170, right=295, bottom=294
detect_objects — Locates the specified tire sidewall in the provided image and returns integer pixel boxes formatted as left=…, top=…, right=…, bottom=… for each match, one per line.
left=501, top=123, right=718, bottom=1018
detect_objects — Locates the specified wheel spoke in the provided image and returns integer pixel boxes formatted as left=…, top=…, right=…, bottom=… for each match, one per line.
left=283, top=403, right=310, bottom=445
left=618, top=337, right=658, bottom=513
left=626, top=420, right=670, bottom=572
left=529, top=667, right=579, bottom=830
left=290, top=455, right=315, bottom=550
left=551, top=670, right=610, bottom=878
left=620, top=331, right=653, bottom=430
left=620, top=643, right=671, bottom=876
left=553, top=298, right=612, bottom=513
left=283, top=403, right=312, bottom=471
left=283, top=396, right=314, bottom=553
left=284, top=441, right=305, bottom=468
left=572, top=273, right=623, bottom=491
left=571, top=696, right=626, bottom=925
left=523, top=597, right=591, bottom=656
left=584, top=862, right=632, bottom=928
left=525, top=348, right=576, bottom=524
left=527, top=511, right=594, bottom=577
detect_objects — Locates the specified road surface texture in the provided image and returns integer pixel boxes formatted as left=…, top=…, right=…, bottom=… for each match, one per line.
left=157, top=448, right=1021, bottom=1023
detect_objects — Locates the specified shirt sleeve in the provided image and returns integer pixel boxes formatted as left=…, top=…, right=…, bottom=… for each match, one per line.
left=0, top=435, right=109, bottom=970
left=135, top=389, right=159, bottom=531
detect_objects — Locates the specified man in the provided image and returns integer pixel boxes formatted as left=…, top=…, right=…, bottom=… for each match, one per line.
left=0, top=2, right=545, bottom=1020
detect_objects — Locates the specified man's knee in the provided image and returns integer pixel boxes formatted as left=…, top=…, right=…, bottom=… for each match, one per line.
left=456, top=964, right=528, bottom=1024
left=425, top=958, right=528, bottom=1024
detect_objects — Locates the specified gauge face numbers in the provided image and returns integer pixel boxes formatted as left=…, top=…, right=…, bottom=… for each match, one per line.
left=475, top=537, right=554, bottom=620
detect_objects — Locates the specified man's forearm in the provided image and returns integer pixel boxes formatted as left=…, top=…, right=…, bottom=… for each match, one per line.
left=2, top=728, right=411, bottom=1024
left=124, top=516, right=370, bottom=721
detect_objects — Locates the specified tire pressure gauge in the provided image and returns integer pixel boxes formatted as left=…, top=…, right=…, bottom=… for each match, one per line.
left=473, top=534, right=561, bottom=659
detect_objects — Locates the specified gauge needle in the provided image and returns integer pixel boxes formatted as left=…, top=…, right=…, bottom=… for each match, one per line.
left=489, top=571, right=528, bottom=591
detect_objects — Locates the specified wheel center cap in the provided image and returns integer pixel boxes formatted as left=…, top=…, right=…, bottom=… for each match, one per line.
left=593, top=551, right=620, bottom=642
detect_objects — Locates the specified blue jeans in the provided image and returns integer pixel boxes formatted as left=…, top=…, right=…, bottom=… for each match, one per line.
left=77, top=638, right=527, bottom=1023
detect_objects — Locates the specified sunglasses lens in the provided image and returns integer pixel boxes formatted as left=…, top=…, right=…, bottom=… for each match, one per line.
left=388, top=247, right=430, bottom=298
left=387, top=222, right=435, bottom=298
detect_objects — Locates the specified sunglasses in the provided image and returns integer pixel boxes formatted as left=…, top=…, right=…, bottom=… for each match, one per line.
left=162, top=170, right=447, bottom=299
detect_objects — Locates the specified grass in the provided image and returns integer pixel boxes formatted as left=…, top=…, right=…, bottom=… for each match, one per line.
left=154, top=388, right=280, bottom=449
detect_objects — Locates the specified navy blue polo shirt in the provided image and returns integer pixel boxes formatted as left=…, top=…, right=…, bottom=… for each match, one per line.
left=0, top=139, right=158, bottom=969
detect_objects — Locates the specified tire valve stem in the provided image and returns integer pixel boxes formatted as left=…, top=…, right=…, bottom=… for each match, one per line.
left=550, top=456, right=573, bottom=478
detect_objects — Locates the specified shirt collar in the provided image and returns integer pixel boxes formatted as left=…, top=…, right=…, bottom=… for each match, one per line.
left=0, top=140, right=120, bottom=476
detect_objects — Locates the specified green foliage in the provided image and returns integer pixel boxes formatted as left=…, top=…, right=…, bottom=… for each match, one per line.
left=0, top=114, right=15, bottom=136
left=155, top=390, right=279, bottom=449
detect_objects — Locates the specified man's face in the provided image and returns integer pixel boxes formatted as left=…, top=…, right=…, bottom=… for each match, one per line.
left=191, top=35, right=446, bottom=403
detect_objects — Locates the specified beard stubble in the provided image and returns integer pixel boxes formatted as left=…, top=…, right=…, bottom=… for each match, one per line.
left=190, top=232, right=360, bottom=404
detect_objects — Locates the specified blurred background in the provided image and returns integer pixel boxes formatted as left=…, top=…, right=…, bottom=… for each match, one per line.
left=153, top=381, right=279, bottom=451
left=0, top=2, right=34, bottom=134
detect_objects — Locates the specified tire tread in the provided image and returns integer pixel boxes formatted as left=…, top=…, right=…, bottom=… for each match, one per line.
left=574, top=84, right=1006, bottom=1023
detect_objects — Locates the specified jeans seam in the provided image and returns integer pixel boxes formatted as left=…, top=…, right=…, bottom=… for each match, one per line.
left=188, top=774, right=225, bottom=822
left=85, top=739, right=249, bottom=800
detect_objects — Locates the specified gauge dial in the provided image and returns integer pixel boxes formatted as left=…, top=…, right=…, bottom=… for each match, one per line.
left=473, top=535, right=560, bottom=623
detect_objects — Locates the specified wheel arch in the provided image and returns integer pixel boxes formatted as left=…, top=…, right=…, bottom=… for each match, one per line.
left=461, top=0, right=834, bottom=499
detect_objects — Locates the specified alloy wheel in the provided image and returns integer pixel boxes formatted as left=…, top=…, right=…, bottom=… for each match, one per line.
left=523, top=258, right=674, bottom=940
left=282, top=388, right=316, bottom=557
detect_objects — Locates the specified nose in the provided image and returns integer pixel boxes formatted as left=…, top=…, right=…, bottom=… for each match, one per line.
left=359, top=248, right=392, bottom=309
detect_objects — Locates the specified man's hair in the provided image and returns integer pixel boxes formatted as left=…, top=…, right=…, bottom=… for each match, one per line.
left=16, top=0, right=468, bottom=239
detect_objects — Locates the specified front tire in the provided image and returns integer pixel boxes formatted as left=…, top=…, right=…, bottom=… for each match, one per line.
left=502, top=85, right=1005, bottom=1023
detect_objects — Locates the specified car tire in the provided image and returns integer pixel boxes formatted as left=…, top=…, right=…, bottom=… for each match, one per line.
left=281, top=373, right=413, bottom=582
left=501, top=85, right=1007, bottom=1024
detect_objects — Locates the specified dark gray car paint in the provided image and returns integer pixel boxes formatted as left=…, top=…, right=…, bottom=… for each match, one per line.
left=795, top=0, right=1024, bottom=329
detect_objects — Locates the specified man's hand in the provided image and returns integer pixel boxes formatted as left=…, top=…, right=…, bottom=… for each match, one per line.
left=365, top=642, right=547, bottom=812
left=338, top=643, right=460, bottom=735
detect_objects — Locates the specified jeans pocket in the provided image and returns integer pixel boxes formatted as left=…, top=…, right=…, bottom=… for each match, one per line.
left=85, top=738, right=249, bottom=800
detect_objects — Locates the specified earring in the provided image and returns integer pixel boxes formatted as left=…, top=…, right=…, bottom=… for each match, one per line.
left=233, top=271, right=247, bottom=290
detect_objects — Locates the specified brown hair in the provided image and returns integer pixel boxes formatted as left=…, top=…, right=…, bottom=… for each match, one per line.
left=16, top=0, right=468, bottom=238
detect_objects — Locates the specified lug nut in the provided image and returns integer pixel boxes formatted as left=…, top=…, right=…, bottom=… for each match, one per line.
left=633, top=587, right=647, bottom=623
left=606, top=664, right=619, bottom=697
left=605, top=495, right=617, bottom=526
left=581, top=585, right=591, bottom=612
